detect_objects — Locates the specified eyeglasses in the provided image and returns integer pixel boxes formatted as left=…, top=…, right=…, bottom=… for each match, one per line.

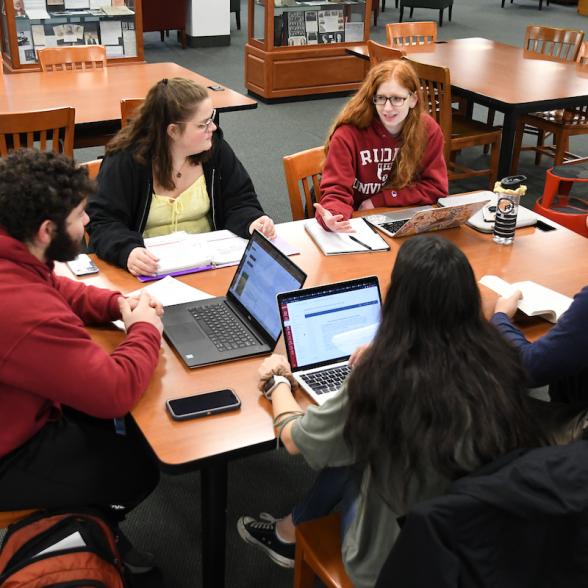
left=175, top=109, right=217, bottom=131
left=372, top=94, right=412, bottom=107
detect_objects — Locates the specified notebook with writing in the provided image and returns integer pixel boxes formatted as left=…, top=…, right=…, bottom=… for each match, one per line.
left=277, top=276, right=381, bottom=405
left=163, top=231, right=307, bottom=368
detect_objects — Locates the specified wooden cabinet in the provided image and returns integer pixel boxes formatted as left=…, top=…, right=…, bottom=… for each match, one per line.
left=579, top=0, right=588, bottom=15
left=245, top=0, right=372, bottom=99
left=0, top=0, right=144, bottom=72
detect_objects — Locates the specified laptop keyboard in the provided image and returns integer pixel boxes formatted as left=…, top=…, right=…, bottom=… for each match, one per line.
left=300, top=364, right=352, bottom=395
left=190, top=303, right=258, bottom=352
left=381, top=219, right=409, bottom=234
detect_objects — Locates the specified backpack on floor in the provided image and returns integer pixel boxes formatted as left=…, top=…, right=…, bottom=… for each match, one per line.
left=0, top=510, right=126, bottom=587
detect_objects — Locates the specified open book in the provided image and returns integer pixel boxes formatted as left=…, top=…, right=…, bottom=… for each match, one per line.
left=480, top=275, right=573, bottom=323
left=305, top=218, right=389, bottom=255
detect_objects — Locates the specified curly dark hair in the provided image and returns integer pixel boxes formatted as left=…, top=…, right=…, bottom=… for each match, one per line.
left=344, top=235, right=544, bottom=504
left=106, top=77, right=211, bottom=191
left=0, top=149, right=95, bottom=242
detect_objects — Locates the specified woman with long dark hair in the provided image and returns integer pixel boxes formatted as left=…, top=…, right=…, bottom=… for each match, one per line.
left=87, top=77, right=275, bottom=276
left=315, top=59, right=448, bottom=232
left=238, top=235, right=543, bottom=587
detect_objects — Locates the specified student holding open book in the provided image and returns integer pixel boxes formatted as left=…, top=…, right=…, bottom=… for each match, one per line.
left=237, top=235, right=543, bottom=587
left=87, top=78, right=275, bottom=276
left=315, top=60, right=448, bottom=232
left=492, top=285, right=588, bottom=404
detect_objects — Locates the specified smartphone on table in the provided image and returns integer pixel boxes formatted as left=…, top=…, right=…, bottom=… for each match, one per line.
left=166, top=389, right=241, bottom=421
left=66, top=253, right=99, bottom=276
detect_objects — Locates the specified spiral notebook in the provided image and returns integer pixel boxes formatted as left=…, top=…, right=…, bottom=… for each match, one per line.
left=304, top=218, right=389, bottom=255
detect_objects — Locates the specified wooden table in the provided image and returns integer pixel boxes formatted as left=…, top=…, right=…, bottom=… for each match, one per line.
left=0, top=62, right=257, bottom=147
left=56, top=213, right=588, bottom=587
left=347, top=38, right=588, bottom=177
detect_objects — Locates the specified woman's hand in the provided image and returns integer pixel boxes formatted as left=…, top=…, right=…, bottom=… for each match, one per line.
left=349, top=343, right=371, bottom=367
left=249, top=215, right=277, bottom=239
left=127, top=247, right=159, bottom=277
left=358, top=198, right=375, bottom=211
left=259, top=353, right=292, bottom=381
left=314, top=203, right=353, bottom=233
left=494, top=290, right=522, bottom=319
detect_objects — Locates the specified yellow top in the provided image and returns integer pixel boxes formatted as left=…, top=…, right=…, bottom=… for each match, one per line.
left=143, top=175, right=213, bottom=238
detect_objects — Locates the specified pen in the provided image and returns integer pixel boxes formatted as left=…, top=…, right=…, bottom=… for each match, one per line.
left=349, top=235, right=373, bottom=251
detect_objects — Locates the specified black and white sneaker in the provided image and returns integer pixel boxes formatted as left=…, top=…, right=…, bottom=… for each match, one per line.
left=237, top=512, right=295, bottom=568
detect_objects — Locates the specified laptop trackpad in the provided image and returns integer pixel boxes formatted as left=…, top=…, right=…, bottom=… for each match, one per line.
left=168, top=324, right=207, bottom=345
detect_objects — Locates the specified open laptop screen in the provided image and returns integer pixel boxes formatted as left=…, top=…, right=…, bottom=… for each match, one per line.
left=278, top=277, right=381, bottom=371
left=228, top=231, right=307, bottom=342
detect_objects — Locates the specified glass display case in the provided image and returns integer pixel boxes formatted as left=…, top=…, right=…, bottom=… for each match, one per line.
left=245, top=0, right=372, bottom=99
left=0, top=0, right=144, bottom=72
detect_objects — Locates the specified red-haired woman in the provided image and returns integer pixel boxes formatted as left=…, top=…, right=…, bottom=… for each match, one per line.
left=315, top=60, right=448, bottom=232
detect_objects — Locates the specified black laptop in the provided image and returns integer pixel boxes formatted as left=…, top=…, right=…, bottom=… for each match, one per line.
left=163, top=231, right=307, bottom=368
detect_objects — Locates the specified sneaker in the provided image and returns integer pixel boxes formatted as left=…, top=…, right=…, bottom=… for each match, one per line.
left=237, top=512, right=295, bottom=568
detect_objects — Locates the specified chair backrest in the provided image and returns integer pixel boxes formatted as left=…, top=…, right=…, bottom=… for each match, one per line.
left=37, top=45, right=107, bottom=72
left=120, top=98, right=144, bottom=128
left=386, top=21, right=437, bottom=47
left=283, top=146, right=325, bottom=221
left=0, top=107, right=75, bottom=157
left=367, top=40, right=405, bottom=66
left=577, top=40, right=588, bottom=65
left=524, top=26, right=584, bottom=63
left=80, top=158, right=102, bottom=180
left=404, top=58, right=452, bottom=160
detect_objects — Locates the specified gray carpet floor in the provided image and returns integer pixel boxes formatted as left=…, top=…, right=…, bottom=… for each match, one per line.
left=70, top=1, right=588, bottom=586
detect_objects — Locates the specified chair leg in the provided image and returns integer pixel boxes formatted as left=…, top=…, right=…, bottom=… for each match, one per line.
left=410, top=7, right=414, bottom=16
left=448, top=5, right=452, bottom=20
left=501, top=0, right=505, bottom=6
left=539, top=0, right=543, bottom=9
left=483, top=108, right=496, bottom=155
left=535, top=129, right=545, bottom=166
left=236, top=9, right=241, bottom=30
left=489, top=138, right=499, bottom=188
left=382, top=0, right=386, bottom=11
left=510, top=119, right=525, bottom=175
left=180, top=28, right=187, bottom=49
left=395, top=0, right=399, bottom=7
left=553, top=131, right=567, bottom=166
left=399, top=6, right=404, bottom=21
left=439, top=8, right=443, bottom=26
left=160, top=30, right=165, bottom=42
left=294, top=548, right=317, bottom=588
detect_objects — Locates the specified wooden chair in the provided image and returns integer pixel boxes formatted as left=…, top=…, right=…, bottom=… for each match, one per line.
left=510, top=37, right=588, bottom=173
left=0, top=509, right=38, bottom=529
left=523, top=25, right=584, bottom=62
left=37, top=45, right=107, bottom=72
left=142, top=0, right=187, bottom=49
left=386, top=21, right=437, bottom=47
left=120, top=98, right=144, bottom=128
left=283, top=146, right=324, bottom=221
left=399, top=0, right=453, bottom=27
left=80, top=158, right=102, bottom=180
left=294, top=513, right=353, bottom=588
left=367, top=40, right=404, bottom=66
left=405, top=58, right=501, bottom=188
left=0, top=107, right=75, bottom=157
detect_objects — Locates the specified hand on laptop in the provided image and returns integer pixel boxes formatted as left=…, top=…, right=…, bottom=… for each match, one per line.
left=258, top=354, right=298, bottom=392
left=349, top=343, right=371, bottom=367
left=314, top=203, right=354, bottom=233
left=128, top=247, right=159, bottom=277
left=249, top=215, right=277, bottom=240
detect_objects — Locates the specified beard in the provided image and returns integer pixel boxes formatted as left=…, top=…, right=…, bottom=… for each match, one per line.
left=45, top=223, right=83, bottom=262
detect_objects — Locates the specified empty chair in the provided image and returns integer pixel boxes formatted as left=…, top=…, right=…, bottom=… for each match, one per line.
left=399, top=0, right=453, bottom=27
left=142, top=0, right=187, bottom=48
left=282, top=146, right=324, bottom=221
left=367, top=40, right=404, bottom=66
left=0, top=107, right=75, bottom=157
left=386, top=21, right=437, bottom=47
left=37, top=45, right=107, bottom=72
left=510, top=34, right=587, bottom=172
left=405, top=57, right=501, bottom=188
left=523, top=25, right=584, bottom=61
left=120, top=98, right=144, bottom=128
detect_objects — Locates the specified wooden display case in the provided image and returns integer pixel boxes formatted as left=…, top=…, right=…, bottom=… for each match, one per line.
left=1, top=0, right=144, bottom=73
left=245, top=0, right=372, bottom=100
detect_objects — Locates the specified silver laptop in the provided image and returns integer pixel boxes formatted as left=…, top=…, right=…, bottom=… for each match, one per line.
left=364, top=200, right=489, bottom=238
left=163, top=231, right=307, bottom=368
left=277, top=276, right=381, bottom=405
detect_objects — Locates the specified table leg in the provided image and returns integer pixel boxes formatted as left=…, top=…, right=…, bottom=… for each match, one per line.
left=498, top=109, right=521, bottom=179
left=201, top=460, right=228, bottom=588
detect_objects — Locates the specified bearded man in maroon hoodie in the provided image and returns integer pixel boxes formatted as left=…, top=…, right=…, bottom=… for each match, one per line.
left=0, top=150, right=163, bottom=567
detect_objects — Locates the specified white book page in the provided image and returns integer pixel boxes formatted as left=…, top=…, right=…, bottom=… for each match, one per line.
left=36, top=532, right=86, bottom=557
left=126, top=276, right=213, bottom=307
left=479, top=275, right=573, bottom=323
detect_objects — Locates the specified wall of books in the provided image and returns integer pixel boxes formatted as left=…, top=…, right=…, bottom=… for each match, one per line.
left=273, top=1, right=365, bottom=47
left=4, top=0, right=139, bottom=66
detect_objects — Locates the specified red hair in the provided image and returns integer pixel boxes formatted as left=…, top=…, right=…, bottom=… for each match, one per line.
left=325, top=60, right=427, bottom=190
